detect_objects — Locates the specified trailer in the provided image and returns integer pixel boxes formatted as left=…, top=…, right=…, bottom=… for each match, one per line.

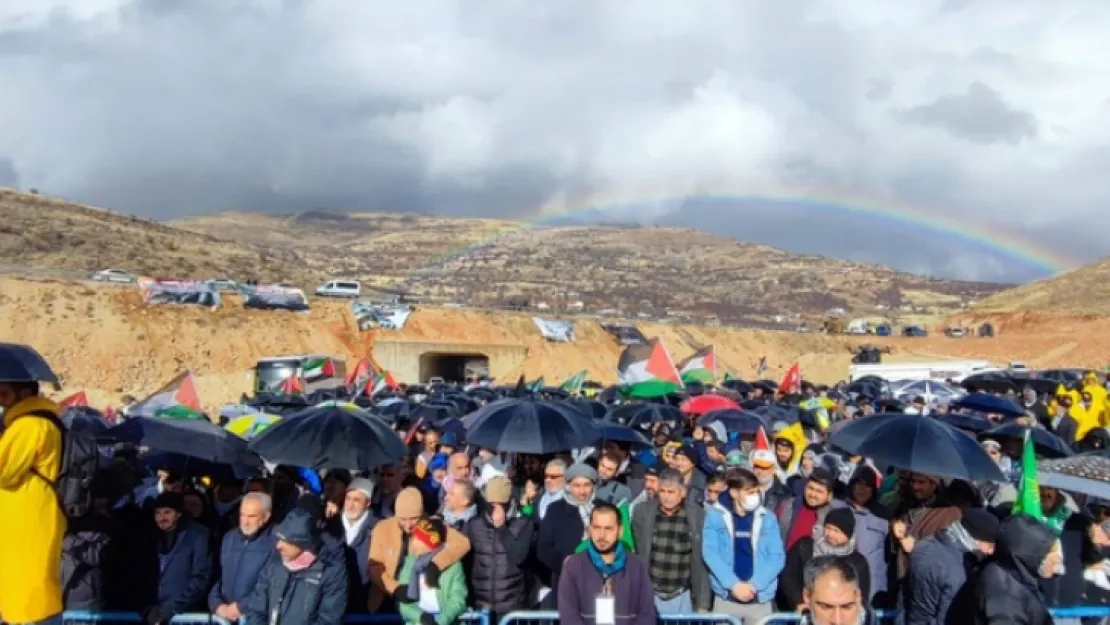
left=848, top=360, right=992, bottom=383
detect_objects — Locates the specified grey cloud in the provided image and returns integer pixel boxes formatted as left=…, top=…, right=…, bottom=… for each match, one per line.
left=898, top=81, right=1037, bottom=145
left=0, top=0, right=1106, bottom=283
left=0, top=156, right=17, bottom=187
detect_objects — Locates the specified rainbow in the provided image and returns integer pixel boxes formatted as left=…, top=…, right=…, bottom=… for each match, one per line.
left=400, top=186, right=1079, bottom=285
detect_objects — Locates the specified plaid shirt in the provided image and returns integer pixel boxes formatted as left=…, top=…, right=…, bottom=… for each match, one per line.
left=649, top=505, right=693, bottom=598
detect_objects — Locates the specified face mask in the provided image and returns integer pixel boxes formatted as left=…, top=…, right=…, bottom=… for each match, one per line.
left=740, top=493, right=762, bottom=512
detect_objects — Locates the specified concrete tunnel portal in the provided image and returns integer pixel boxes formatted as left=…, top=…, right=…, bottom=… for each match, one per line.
left=419, top=352, right=490, bottom=383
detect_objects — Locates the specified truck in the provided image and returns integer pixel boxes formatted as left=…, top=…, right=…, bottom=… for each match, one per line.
left=848, top=360, right=992, bottom=383
left=252, top=354, right=347, bottom=394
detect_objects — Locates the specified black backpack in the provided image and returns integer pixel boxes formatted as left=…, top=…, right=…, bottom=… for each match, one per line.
left=21, top=409, right=100, bottom=518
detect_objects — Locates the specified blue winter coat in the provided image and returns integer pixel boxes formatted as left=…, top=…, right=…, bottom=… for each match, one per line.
left=242, top=548, right=348, bottom=625
left=156, top=521, right=213, bottom=614
left=702, top=499, right=786, bottom=604
left=905, top=533, right=968, bottom=625
left=207, top=525, right=277, bottom=611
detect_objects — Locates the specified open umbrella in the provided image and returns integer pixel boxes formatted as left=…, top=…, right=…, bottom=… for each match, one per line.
left=696, top=409, right=768, bottom=436
left=141, top=450, right=260, bottom=481
left=570, top=399, right=608, bottom=420
left=106, top=416, right=263, bottom=471
left=409, top=402, right=461, bottom=426
left=61, top=406, right=112, bottom=436
left=951, top=392, right=1024, bottom=418
left=597, top=423, right=651, bottom=448
left=1037, top=451, right=1110, bottom=498
left=721, top=379, right=753, bottom=394
left=934, top=411, right=993, bottom=434
left=980, top=423, right=1073, bottom=459
left=248, top=404, right=407, bottom=471
left=605, top=403, right=683, bottom=429
left=224, top=412, right=281, bottom=440
left=0, top=342, right=59, bottom=387
left=828, top=413, right=1004, bottom=482
left=680, top=394, right=740, bottom=415
left=464, top=399, right=601, bottom=454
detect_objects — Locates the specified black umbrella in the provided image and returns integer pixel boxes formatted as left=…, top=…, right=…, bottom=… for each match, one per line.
left=684, top=380, right=707, bottom=396
left=721, top=379, right=753, bottom=394
left=376, top=400, right=413, bottom=419
left=963, top=378, right=1017, bottom=394
left=107, top=416, right=263, bottom=470
left=141, top=450, right=260, bottom=481
left=605, top=403, right=683, bottom=429
left=409, top=402, right=460, bottom=427
left=980, top=423, right=1073, bottom=459
left=464, top=399, right=601, bottom=454
left=951, top=392, right=1025, bottom=418
left=597, top=423, right=652, bottom=448
left=61, top=406, right=112, bottom=436
left=570, top=398, right=608, bottom=420
left=828, top=413, right=1004, bottom=481
left=696, top=409, right=768, bottom=436
left=248, top=404, right=408, bottom=470
left=1022, top=378, right=1061, bottom=396
left=934, top=411, right=993, bottom=434
left=0, top=342, right=59, bottom=386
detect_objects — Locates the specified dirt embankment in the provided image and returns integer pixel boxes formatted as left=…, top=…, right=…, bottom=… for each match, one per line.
left=1, top=279, right=1106, bottom=410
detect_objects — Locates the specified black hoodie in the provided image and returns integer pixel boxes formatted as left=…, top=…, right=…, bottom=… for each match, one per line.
left=972, top=515, right=1056, bottom=625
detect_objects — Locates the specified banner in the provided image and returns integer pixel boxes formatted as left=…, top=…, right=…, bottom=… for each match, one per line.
left=138, top=277, right=220, bottom=308
left=239, top=284, right=310, bottom=312
left=601, top=322, right=646, bottom=346
left=352, top=301, right=415, bottom=331
left=533, top=317, right=575, bottom=342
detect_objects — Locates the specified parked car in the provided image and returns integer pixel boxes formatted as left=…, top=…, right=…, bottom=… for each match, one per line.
left=902, top=325, right=928, bottom=337
left=315, top=279, right=362, bottom=298
left=207, top=278, right=238, bottom=292
left=91, top=269, right=136, bottom=283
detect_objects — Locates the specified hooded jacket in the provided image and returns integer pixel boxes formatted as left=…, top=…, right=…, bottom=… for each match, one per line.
left=972, top=515, right=1056, bottom=625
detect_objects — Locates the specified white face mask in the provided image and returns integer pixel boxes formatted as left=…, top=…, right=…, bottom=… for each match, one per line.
left=740, top=493, right=762, bottom=512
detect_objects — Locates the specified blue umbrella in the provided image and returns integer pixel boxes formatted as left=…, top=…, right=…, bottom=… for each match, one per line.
left=107, top=416, right=263, bottom=471
left=951, top=392, right=1025, bottom=418
left=597, top=423, right=652, bottom=448
left=0, top=342, right=59, bottom=385
left=570, top=398, right=608, bottom=420
left=828, top=413, right=1004, bottom=481
left=980, top=423, right=1073, bottom=459
left=464, top=399, right=601, bottom=454
left=248, top=404, right=407, bottom=471
left=934, top=411, right=993, bottom=434
left=696, top=409, right=768, bottom=436
left=605, top=403, right=683, bottom=429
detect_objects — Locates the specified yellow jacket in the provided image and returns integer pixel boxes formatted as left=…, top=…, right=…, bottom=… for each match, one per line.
left=0, top=396, right=65, bottom=623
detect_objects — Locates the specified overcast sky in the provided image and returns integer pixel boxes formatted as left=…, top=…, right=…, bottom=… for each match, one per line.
left=2, top=0, right=1108, bottom=283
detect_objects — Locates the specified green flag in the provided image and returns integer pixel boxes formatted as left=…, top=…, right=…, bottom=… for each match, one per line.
left=529, top=377, right=545, bottom=393
left=1012, top=429, right=1044, bottom=520
left=561, top=370, right=587, bottom=394
left=723, top=372, right=735, bottom=382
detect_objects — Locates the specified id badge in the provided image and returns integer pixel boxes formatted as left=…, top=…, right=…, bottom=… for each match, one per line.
left=595, top=594, right=616, bottom=625
left=270, top=607, right=280, bottom=625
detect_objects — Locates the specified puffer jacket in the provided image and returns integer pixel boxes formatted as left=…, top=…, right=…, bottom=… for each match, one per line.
left=242, top=547, right=347, bottom=625
left=61, top=512, right=115, bottom=610
left=207, top=525, right=277, bottom=611
left=972, top=515, right=1055, bottom=625
left=466, top=510, right=535, bottom=613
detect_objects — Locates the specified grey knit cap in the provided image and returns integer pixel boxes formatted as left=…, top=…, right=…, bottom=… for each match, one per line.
left=565, top=463, right=598, bottom=483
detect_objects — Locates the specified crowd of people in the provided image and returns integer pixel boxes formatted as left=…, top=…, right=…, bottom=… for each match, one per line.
left=2, top=366, right=1110, bottom=625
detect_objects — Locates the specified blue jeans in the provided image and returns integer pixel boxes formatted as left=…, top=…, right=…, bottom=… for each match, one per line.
left=13, top=614, right=64, bottom=625
left=654, top=589, right=693, bottom=614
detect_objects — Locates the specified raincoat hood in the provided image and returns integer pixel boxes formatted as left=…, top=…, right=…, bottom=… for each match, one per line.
left=994, top=514, right=1058, bottom=592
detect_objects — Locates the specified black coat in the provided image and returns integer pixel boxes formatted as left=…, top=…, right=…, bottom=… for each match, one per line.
left=972, top=516, right=1055, bottom=625
left=242, top=548, right=348, bottom=625
left=536, top=499, right=587, bottom=603
left=466, top=511, right=535, bottom=613
left=905, top=532, right=979, bottom=625
left=207, top=525, right=277, bottom=611
left=324, top=515, right=377, bottom=613
left=155, top=521, right=213, bottom=615
left=61, top=512, right=115, bottom=611
left=779, top=537, right=871, bottom=611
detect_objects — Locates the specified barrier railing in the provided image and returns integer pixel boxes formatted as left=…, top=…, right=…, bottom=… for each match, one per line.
left=60, top=611, right=490, bottom=625
left=498, top=611, right=741, bottom=625
left=754, top=606, right=1110, bottom=625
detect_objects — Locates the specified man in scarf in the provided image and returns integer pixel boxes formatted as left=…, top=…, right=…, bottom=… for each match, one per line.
left=241, top=508, right=347, bottom=625
left=905, top=508, right=998, bottom=625
left=525, top=459, right=567, bottom=520
left=779, top=508, right=871, bottom=611
left=325, top=478, right=378, bottom=614
left=556, top=502, right=655, bottom=625
left=441, top=479, right=478, bottom=530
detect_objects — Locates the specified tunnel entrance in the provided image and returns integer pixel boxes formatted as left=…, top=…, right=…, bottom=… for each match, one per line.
left=418, top=352, right=490, bottom=383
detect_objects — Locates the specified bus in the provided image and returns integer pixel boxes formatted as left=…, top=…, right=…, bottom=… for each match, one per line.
left=253, top=354, right=347, bottom=394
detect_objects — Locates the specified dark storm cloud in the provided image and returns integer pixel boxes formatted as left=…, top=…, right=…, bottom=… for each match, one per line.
left=1, top=0, right=1107, bottom=280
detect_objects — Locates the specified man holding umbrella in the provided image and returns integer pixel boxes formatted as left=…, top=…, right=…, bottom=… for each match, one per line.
left=0, top=343, right=66, bottom=625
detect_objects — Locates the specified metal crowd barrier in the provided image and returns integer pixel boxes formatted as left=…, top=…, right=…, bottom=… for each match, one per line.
left=344, top=612, right=489, bottom=625
left=60, top=611, right=490, bottom=625
left=753, top=606, right=1110, bottom=625
left=498, top=611, right=741, bottom=625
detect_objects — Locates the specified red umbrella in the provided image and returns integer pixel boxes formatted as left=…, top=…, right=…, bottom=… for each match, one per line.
left=680, top=394, right=740, bottom=415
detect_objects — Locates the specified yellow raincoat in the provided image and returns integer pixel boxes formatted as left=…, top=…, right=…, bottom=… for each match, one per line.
left=0, top=396, right=65, bottom=623
left=773, top=422, right=807, bottom=474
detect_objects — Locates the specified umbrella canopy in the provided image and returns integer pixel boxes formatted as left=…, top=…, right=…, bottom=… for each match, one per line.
left=1038, top=451, right=1110, bottom=498
left=951, top=392, right=1025, bottom=418
left=934, top=411, right=993, bottom=433
left=721, top=379, right=753, bottom=394
left=60, top=406, right=112, bottom=436
left=605, top=402, right=683, bottom=429
left=597, top=423, right=652, bottom=448
left=828, top=413, right=1004, bottom=482
left=0, top=342, right=59, bottom=384
left=696, top=409, right=768, bottom=436
left=464, top=399, right=601, bottom=454
left=248, top=404, right=407, bottom=471
left=980, top=423, right=1073, bottom=459
left=141, top=450, right=260, bottom=481
left=224, top=412, right=281, bottom=440
left=680, top=394, right=740, bottom=415
left=570, top=399, right=608, bottom=420
left=107, top=416, right=263, bottom=471
left=409, top=402, right=461, bottom=427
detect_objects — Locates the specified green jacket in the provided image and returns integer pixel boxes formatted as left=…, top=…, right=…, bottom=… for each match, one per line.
left=397, top=555, right=468, bottom=625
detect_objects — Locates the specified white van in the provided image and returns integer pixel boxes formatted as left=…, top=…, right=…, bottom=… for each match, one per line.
left=315, top=279, right=362, bottom=298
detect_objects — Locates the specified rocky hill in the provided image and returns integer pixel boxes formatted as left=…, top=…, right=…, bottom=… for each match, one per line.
left=971, top=257, right=1110, bottom=315
left=0, top=188, right=1010, bottom=322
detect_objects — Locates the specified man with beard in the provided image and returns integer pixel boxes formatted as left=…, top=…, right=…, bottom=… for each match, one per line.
left=890, top=473, right=962, bottom=601
left=537, top=463, right=599, bottom=606
left=777, top=469, right=843, bottom=552
left=596, top=451, right=632, bottom=506
left=146, top=492, right=212, bottom=625
left=326, top=478, right=378, bottom=614
left=628, top=460, right=663, bottom=518
left=905, top=509, right=998, bottom=625
left=750, top=428, right=794, bottom=514
left=557, top=503, right=655, bottom=625
left=1020, top=387, right=1051, bottom=429
left=209, top=492, right=277, bottom=621
left=528, top=459, right=567, bottom=521
left=780, top=508, right=871, bottom=611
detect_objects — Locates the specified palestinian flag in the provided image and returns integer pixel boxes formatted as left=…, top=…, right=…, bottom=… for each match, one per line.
left=345, top=358, right=376, bottom=392
left=369, top=371, right=400, bottom=395
left=129, top=371, right=204, bottom=419
left=59, top=391, right=89, bottom=408
left=678, top=345, right=716, bottom=384
left=1013, top=429, right=1044, bottom=521
left=561, top=370, right=587, bottom=394
left=617, top=338, right=683, bottom=398
left=301, top=357, right=336, bottom=383
left=529, top=377, right=546, bottom=393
